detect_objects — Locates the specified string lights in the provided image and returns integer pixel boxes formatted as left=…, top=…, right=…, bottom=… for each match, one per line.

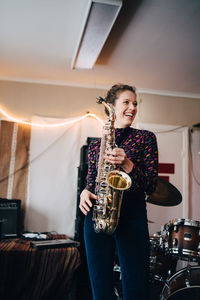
left=0, top=106, right=104, bottom=127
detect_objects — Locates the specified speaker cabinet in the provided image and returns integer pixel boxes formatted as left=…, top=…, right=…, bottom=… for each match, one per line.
left=0, top=199, right=21, bottom=238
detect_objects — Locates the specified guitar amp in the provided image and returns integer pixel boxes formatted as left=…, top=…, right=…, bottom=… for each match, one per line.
left=0, top=199, right=21, bottom=238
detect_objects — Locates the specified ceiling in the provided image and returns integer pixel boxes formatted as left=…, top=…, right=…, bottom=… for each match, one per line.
left=0, top=0, right=200, bottom=98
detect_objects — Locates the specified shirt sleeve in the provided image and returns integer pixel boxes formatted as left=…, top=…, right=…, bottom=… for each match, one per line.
left=128, top=130, right=158, bottom=195
left=85, top=140, right=99, bottom=194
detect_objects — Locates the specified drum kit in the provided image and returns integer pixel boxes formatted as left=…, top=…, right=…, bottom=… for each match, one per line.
left=114, top=177, right=200, bottom=300
left=149, top=218, right=200, bottom=299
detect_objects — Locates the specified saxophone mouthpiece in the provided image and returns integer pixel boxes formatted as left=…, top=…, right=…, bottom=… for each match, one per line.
left=96, top=96, right=104, bottom=104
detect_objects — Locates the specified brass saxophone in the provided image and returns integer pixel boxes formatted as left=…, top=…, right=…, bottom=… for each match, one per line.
left=92, top=97, right=132, bottom=234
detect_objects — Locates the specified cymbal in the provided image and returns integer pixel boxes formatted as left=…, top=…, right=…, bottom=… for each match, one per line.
left=146, top=176, right=182, bottom=206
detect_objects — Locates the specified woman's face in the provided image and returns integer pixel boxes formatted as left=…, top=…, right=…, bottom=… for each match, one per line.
left=114, top=90, right=137, bottom=128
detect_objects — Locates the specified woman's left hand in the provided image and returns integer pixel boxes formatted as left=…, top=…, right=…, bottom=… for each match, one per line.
left=104, top=148, right=134, bottom=173
left=104, top=148, right=126, bottom=165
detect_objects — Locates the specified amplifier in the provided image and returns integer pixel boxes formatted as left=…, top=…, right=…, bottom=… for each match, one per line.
left=0, top=199, right=21, bottom=238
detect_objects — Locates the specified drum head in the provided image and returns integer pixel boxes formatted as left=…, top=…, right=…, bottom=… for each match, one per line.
left=166, top=287, right=200, bottom=300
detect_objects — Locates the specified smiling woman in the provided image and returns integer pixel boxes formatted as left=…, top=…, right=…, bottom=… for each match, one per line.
left=107, top=88, right=138, bottom=128
left=103, top=84, right=137, bottom=123
left=79, top=83, right=159, bottom=300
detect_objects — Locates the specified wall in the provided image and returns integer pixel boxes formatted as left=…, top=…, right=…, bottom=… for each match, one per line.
left=0, top=80, right=200, bottom=127
left=138, top=93, right=200, bottom=127
left=0, top=80, right=200, bottom=225
left=0, top=80, right=105, bottom=121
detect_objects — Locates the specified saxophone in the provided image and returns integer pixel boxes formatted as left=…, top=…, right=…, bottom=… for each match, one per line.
left=92, top=97, right=132, bottom=235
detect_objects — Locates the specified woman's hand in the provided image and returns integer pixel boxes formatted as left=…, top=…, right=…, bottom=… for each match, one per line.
left=104, top=148, right=134, bottom=173
left=79, top=189, right=97, bottom=215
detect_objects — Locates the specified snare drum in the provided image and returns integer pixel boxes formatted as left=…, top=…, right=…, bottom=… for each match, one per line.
left=160, top=266, right=200, bottom=300
left=164, top=219, right=200, bottom=261
left=149, top=236, right=177, bottom=282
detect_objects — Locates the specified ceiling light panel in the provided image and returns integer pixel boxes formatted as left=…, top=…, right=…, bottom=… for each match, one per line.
left=72, top=0, right=122, bottom=69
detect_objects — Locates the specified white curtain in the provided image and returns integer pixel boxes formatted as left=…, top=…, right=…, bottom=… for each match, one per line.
left=25, top=115, right=102, bottom=238
left=189, top=128, right=200, bottom=221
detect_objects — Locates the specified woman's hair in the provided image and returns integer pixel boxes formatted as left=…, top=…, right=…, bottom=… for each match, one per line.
left=104, top=83, right=136, bottom=116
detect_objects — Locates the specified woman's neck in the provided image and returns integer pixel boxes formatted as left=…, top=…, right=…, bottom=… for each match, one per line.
left=115, top=125, right=130, bottom=129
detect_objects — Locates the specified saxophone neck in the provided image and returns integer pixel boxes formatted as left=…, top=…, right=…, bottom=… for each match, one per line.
left=96, top=97, right=115, bottom=123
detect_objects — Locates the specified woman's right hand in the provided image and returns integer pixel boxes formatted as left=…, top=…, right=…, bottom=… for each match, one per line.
left=79, top=189, right=97, bottom=215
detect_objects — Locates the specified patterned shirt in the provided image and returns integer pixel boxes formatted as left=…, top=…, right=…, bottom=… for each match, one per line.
left=85, top=127, right=158, bottom=195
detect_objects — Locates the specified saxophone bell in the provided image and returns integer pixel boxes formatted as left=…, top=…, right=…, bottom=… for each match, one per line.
left=107, top=170, right=132, bottom=191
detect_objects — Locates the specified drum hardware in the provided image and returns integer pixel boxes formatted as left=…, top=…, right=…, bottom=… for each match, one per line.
left=184, top=232, right=192, bottom=241
left=114, top=287, right=122, bottom=300
left=113, top=263, right=122, bottom=300
left=185, top=278, right=190, bottom=287
left=150, top=256, right=157, bottom=264
left=114, top=264, right=121, bottom=272
left=113, top=264, right=122, bottom=280
left=172, top=238, right=178, bottom=247
left=146, top=176, right=182, bottom=207
left=173, top=225, right=178, bottom=233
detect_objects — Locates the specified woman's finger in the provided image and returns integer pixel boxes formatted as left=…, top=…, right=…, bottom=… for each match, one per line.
left=79, top=200, right=90, bottom=215
left=104, top=154, right=125, bottom=165
left=79, top=204, right=88, bottom=215
left=85, top=198, right=93, bottom=207
left=80, top=197, right=92, bottom=208
left=90, top=193, right=98, bottom=200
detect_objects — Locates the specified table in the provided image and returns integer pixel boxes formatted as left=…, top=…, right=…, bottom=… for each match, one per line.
left=0, top=235, right=81, bottom=300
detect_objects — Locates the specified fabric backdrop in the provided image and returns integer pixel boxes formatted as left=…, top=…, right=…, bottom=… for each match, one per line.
left=25, top=115, right=102, bottom=238
left=0, top=120, right=31, bottom=230
left=189, top=128, right=200, bottom=221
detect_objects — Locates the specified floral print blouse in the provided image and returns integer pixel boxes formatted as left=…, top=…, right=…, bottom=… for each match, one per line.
left=85, top=127, right=158, bottom=195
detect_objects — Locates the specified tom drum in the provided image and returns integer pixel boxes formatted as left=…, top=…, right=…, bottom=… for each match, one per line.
left=163, top=219, right=200, bottom=261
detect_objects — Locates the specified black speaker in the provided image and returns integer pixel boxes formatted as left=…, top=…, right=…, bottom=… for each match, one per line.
left=0, top=198, right=21, bottom=238
left=74, top=140, right=95, bottom=300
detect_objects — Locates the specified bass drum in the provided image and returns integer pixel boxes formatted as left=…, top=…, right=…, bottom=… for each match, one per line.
left=160, top=266, right=200, bottom=300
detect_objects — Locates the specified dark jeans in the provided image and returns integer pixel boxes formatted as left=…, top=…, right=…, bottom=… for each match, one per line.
left=84, top=191, right=150, bottom=300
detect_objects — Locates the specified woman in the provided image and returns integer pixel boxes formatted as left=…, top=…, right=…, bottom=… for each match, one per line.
left=80, top=84, right=158, bottom=300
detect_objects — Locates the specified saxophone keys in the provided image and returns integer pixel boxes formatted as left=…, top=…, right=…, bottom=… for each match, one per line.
left=108, top=195, right=112, bottom=204
left=98, top=198, right=104, bottom=205
left=100, top=181, right=108, bottom=188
